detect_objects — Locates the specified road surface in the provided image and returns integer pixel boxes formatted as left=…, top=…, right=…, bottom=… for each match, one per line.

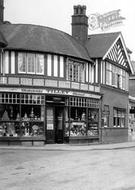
left=0, top=146, right=135, bottom=190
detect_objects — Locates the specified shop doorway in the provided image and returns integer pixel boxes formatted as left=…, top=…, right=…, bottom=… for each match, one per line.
left=46, top=106, right=64, bottom=144
left=55, top=107, right=64, bottom=143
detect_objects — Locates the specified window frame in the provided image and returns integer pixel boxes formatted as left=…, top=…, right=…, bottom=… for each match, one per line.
left=18, top=52, right=45, bottom=75
left=113, top=107, right=126, bottom=128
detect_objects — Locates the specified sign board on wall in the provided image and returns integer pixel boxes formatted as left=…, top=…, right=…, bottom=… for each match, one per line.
left=0, top=87, right=101, bottom=99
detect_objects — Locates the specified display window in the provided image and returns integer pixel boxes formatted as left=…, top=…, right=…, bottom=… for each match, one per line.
left=0, top=93, right=45, bottom=137
left=70, top=107, right=87, bottom=136
left=65, top=97, right=99, bottom=137
left=87, top=109, right=99, bottom=136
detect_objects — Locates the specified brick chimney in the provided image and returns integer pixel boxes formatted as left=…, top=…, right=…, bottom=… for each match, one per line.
left=72, top=5, right=88, bottom=44
left=0, top=0, right=4, bottom=24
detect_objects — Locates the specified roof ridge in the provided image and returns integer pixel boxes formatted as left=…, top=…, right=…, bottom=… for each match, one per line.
left=88, top=31, right=121, bottom=38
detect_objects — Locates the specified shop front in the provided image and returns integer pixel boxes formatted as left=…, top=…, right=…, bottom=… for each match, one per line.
left=45, top=95, right=100, bottom=144
left=0, top=88, right=101, bottom=145
left=0, top=91, right=45, bottom=145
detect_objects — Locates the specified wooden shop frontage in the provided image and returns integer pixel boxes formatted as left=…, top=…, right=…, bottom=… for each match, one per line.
left=0, top=87, right=101, bottom=145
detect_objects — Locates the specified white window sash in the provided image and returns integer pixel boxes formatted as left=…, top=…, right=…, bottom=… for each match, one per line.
left=36, top=54, right=44, bottom=75
left=27, top=53, right=35, bottom=74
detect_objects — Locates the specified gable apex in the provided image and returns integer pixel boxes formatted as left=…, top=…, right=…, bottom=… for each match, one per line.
left=103, top=33, right=134, bottom=74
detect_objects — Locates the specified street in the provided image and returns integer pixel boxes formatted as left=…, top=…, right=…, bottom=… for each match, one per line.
left=0, top=146, right=135, bottom=190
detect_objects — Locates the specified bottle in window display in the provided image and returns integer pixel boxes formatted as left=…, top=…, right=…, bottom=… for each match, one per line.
left=16, top=113, right=20, bottom=121
left=9, top=106, right=13, bottom=119
left=23, top=113, right=28, bottom=121
left=2, top=110, right=10, bottom=120
left=81, top=112, right=86, bottom=121
left=30, top=107, right=34, bottom=120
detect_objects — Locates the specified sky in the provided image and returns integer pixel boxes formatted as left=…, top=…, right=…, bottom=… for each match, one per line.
left=3, top=0, right=135, bottom=60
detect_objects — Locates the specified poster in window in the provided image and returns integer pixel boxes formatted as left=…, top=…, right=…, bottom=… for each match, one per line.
left=47, top=107, right=54, bottom=130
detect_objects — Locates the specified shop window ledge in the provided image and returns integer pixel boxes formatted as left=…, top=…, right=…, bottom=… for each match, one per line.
left=69, top=136, right=99, bottom=139
left=0, top=136, right=45, bottom=141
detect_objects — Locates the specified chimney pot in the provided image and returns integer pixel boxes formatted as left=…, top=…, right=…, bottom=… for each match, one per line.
left=72, top=5, right=88, bottom=44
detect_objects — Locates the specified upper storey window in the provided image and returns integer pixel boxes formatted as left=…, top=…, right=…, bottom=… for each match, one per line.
left=67, top=59, right=85, bottom=82
left=18, top=53, right=44, bottom=75
left=105, top=61, right=128, bottom=91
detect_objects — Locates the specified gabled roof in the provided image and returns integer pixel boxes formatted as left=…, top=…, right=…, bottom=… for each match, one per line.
left=85, top=32, right=120, bottom=58
left=85, top=32, right=133, bottom=73
left=0, top=31, right=8, bottom=48
left=0, top=24, right=91, bottom=62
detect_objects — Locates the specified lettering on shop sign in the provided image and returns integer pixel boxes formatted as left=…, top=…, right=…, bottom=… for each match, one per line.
left=89, top=9, right=125, bottom=31
left=45, top=89, right=69, bottom=95
left=21, top=89, right=43, bottom=93
left=0, top=88, right=21, bottom=92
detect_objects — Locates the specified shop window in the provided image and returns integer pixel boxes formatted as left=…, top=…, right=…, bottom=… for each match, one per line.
left=0, top=93, right=45, bottom=138
left=21, top=105, right=44, bottom=137
left=87, top=109, right=99, bottom=136
left=64, top=97, right=99, bottom=137
left=0, top=94, right=20, bottom=137
left=70, top=107, right=87, bottom=136
left=113, top=108, right=126, bottom=128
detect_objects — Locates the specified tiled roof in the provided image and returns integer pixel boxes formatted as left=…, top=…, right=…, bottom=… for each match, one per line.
left=85, top=32, right=120, bottom=58
left=0, top=30, right=8, bottom=48
left=0, top=24, right=91, bottom=61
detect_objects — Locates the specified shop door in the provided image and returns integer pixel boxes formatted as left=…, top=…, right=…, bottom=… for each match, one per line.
left=46, top=107, right=55, bottom=143
left=55, top=107, right=64, bottom=143
left=46, top=106, right=64, bottom=143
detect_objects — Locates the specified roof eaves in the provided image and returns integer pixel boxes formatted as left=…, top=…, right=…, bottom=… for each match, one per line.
left=0, top=31, right=8, bottom=48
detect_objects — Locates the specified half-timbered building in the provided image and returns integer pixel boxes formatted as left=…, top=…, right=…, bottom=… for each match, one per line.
left=86, top=33, right=133, bottom=143
left=0, top=2, right=133, bottom=145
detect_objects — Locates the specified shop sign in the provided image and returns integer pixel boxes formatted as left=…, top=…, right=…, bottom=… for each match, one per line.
left=0, top=88, right=21, bottom=92
left=44, top=89, right=69, bottom=95
left=21, top=88, right=43, bottom=93
left=0, top=87, right=101, bottom=99
left=70, top=91, right=100, bottom=99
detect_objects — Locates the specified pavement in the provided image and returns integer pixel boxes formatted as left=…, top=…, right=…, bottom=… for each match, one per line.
left=0, top=141, right=135, bottom=151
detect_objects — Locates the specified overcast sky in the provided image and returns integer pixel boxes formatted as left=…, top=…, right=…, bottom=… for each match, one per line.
left=4, top=0, right=135, bottom=60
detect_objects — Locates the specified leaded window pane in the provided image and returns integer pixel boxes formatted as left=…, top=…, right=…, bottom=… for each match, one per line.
left=18, top=53, right=26, bottom=73
left=27, top=53, right=35, bottom=73
left=36, top=54, right=44, bottom=74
